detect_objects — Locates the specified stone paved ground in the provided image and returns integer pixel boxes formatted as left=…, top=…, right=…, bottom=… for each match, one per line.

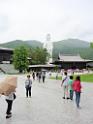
left=0, top=74, right=93, bottom=124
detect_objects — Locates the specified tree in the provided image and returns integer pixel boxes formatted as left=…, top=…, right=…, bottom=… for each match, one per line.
left=13, top=46, right=29, bottom=73
left=90, top=42, right=93, bottom=48
left=29, top=47, right=49, bottom=65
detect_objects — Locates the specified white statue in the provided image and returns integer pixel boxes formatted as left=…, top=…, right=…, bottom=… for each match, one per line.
left=43, top=34, right=53, bottom=63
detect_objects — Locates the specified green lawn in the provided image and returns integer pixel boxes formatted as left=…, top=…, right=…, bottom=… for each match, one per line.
left=50, top=74, right=93, bottom=83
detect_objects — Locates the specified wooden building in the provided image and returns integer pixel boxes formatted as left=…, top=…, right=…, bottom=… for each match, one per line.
left=52, top=54, right=93, bottom=70
left=0, top=47, right=13, bottom=64
left=0, top=47, right=32, bottom=64
left=28, top=64, right=59, bottom=71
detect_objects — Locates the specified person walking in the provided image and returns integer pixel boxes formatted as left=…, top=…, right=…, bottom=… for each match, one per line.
left=42, top=71, right=46, bottom=83
left=38, top=72, right=41, bottom=83
left=72, top=76, right=82, bottom=108
left=68, top=75, right=74, bottom=100
left=32, top=71, right=35, bottom=81
left=61, top=71, right=69, bottom=99
left=56, top=72, right=58, bottom=80
left=36, top=72, right=39, bottom=80
left=25, top=75, right=32, bottom=98
left=5, top=92, right=16, bottom=119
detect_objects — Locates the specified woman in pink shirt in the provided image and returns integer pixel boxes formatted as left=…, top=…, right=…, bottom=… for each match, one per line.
left=72, top=76, right=82, bottom=108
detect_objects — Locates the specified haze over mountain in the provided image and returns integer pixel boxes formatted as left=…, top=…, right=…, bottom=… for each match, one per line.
left=55, top=39, right=90, bottom=48
left=0, top=38, right=93, bottom=60
left=0, top=38, right=90, bottom=48
left=53, top=39, right=93, bottom=60
left=0, top=40, right=43, bottom=48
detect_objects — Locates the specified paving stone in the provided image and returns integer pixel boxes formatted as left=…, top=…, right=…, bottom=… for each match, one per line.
left=0, top=75, right=93, bottom=124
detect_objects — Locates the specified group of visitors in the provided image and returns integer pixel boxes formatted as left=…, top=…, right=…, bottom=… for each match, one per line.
left=26, top=71, right=82, bottom=109
left=1, top=71, right=82, bottom=119
left=61, top=71, right=82, bottom=108
left=36, top=71, right=46, bottom=83
left=5, top=71, right=46, bottom=119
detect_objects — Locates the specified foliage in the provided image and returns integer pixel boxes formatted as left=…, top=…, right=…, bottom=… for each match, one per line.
left=26, top=40, right=43, bottom=48
left=90, top=42, right=93, bottom=48
left=75, top=74, right=93, bottom=83
left=54, top=65, right=59, bottom=71
left=53, top=45, right=93, bottom=60
left=0, top=40, right=30, bottom=49
left=29, top=47, right=49, bottom=65
left=0, top=38, right=93, bottom=60
left=53, top=39, right=91, bottom=60
left=50, top=74, right=93, bottom=83
left=0, top=40, right=42, bottom=49
left=13, top=46, right=29, bottom=73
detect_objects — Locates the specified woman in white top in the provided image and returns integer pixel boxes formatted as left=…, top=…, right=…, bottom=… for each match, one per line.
left=61, top=72, right=69, bottom=99
left=25, top=75, right=32, bottom=97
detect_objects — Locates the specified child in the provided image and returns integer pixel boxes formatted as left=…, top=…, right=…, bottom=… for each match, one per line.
left=72, top=76, right=82, bottom=108
left=6, top=92, right=16, bottom=119
left=68, top=75, right=74, bottom=100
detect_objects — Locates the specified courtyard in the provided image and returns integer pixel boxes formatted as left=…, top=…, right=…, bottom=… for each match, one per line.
left=0, top=74, right=93, bottom=124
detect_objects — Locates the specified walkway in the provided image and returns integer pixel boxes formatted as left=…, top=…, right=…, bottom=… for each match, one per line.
left=0, top=75, right=93, bottom=124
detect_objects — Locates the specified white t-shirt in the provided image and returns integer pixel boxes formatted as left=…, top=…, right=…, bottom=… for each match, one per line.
left=25, top=79, right=32, bottom=87
left=6, top=92, right=14, bottom=101
left=62, top=75, right=69, bottom=86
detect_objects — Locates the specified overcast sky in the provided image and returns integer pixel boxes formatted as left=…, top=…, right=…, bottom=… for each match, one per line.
left=0, top=0, right=93, bottom=43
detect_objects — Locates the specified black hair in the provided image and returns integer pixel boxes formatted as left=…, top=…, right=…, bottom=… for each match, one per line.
left=76, top=75, right=80, bottom=81
left=70, top=75, right=73, bottom=79
left=27, top=75, right=30, bottom=78
left=64, top=72, right=67, bottom=75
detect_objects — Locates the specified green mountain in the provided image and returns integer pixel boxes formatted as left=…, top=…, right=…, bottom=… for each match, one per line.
left=0, top=40, right=28, bottom=49
left=0, top=38, right=93, bottom=60
left=0, top=40, right=42, bottom=49
left=26, top=40, right=43, bottom=48
left=53, top=39, right=93, bottom=60
left=54, top=39, right=90, bottom=48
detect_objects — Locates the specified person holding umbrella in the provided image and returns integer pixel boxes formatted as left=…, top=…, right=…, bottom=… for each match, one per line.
left=5, top=91, right=16, bottom=118
left=0, top=76, right=17, bottom=119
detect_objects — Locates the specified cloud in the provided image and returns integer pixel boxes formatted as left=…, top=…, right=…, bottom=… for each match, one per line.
left=0, top=0, right=93, bottom=43
left=0, top=15, right=9, bottom=32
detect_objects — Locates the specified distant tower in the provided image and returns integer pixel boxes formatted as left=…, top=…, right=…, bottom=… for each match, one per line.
left=43, top=34, right=53, bottom=63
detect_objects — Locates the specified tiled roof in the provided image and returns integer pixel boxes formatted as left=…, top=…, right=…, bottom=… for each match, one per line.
left=29, top=64, right=58, bottom=68
left=0, top=47, right=13, bottom=51
left=59, top=54, right=93, bottom=62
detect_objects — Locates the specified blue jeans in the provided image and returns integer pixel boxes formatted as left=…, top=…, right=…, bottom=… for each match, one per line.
left=75, top=91, right=81, bottom=107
